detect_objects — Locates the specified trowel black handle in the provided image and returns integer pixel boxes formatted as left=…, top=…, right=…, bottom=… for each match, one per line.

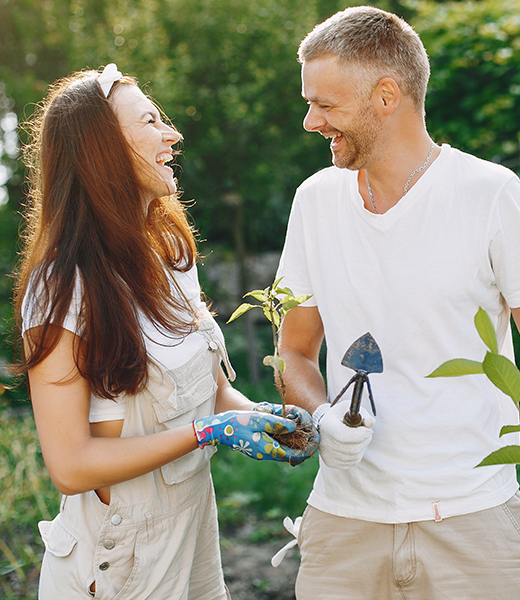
left=343, top=410, right=363, bottom=427
left=342, top=376, right=364, bottom=428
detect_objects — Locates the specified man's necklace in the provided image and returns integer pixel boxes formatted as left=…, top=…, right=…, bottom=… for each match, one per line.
left=366, top=141, right=434, bottom=214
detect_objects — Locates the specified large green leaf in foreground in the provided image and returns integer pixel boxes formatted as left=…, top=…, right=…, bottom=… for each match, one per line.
left=477, top=445, right=520, bottom=467
left=474, top=307, right=499, bottom=354
left=427, top=358, right=484, bottom=378
left=482, top=353, right=520, bottom=404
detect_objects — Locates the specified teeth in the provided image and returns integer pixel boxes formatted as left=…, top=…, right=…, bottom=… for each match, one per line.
left=156, top=154, right=171, bottom=165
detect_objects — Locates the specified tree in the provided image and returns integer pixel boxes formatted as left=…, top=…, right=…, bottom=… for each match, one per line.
left=415, top=0, right=520, bottom=170
left=2, top=0, right=520, bottom=394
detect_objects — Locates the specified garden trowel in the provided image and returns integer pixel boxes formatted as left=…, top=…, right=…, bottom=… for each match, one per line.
left=330, top=332, right=383, bottom=427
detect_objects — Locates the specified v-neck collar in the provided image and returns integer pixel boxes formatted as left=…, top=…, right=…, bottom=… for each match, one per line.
left=352, top=144, right=451, bottom=228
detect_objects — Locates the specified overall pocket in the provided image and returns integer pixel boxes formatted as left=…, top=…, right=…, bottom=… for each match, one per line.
left=148, top=351, right=219, bottom=484
left=39, top=516, right=78, bottom=557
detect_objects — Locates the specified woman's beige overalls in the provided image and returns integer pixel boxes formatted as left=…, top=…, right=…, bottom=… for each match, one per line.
left=38, top=317, right=234, bottom=600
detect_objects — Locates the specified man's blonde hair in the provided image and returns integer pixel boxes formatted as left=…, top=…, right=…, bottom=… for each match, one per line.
left=298, top=6, right=430, bottom=112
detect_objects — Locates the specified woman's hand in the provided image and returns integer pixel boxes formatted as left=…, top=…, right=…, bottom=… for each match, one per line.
left=193, top=410, right=298, bottom=462
left=193, top=408, right=319, bottom=465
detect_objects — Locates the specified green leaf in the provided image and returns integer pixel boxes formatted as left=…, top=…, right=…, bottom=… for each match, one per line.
left=261, top=306, right=273, bottom=325
left=281, top=294, right=312, bottom=308
left=276, top=287, right=293, bottom=296
left=244, top=289, right=268, bottom=303
left=281, top=299, right=300, bottom=311
left=226, top=303, right=256, bottom=324
left=476, top=445, right=520, bottom=467
left=474, top=307, right=498, bottom=354
left=482, top=352, right=520, bottom=404
left=426, top=359, right=484, bottom=378
left=500, top=425, right=520, bottom=437
left=294, top=294, right=312, bottom=305
left=262, top=354, right=286, bottom=374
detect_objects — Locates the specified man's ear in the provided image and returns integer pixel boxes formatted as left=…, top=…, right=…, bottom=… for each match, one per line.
left=372, top=77, right=400, bottom=116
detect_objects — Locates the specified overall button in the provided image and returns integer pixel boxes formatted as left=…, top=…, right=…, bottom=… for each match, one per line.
left=208, top=341, right=219, bottom=352
left=104, top=539, right=115, bottom=550
left=99, top=562, right=110, bottom=571
left=111, top=514, right=122, bottom=525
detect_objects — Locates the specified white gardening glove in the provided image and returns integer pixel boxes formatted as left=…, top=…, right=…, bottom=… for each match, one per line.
left=313, top=402, right=375, bottom=470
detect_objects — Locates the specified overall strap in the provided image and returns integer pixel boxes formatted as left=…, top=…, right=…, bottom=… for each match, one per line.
left=196, top=317, right=236, bottom=382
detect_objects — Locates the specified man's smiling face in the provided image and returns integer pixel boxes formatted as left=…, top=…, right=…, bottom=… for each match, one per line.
left=301, top=56, right=382, bottom=171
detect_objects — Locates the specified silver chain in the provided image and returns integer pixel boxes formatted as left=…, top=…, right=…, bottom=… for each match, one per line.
left=366, top=141, right=434, bottom=214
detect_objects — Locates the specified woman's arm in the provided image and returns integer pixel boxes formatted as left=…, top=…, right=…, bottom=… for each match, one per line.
left=213, top=366, right=256, bottom=413
left=26, top=326, right=199, bottom=496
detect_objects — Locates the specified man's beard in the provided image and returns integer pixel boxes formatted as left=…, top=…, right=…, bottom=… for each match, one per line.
left=331, top=102, right=382, bottom=171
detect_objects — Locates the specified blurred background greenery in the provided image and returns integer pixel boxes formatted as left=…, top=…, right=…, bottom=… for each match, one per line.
left=1, top=0, right=520, bottom=597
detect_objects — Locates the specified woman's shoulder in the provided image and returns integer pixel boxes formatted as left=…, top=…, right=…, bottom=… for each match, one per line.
left=22, top=264, right=84, bottom=337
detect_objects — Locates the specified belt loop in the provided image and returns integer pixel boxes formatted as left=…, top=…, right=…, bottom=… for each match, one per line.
left=145, top=512, right=155, bottom=542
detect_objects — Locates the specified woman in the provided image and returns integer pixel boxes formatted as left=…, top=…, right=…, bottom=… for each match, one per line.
left=12, top=64, right=317, bottom=600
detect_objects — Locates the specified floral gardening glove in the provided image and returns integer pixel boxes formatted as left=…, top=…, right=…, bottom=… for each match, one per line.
left=193, top=410, right=299, bottom=462
left=253, top=402, right=320, bottom=466
left=253, top=401, right=313, bottom=428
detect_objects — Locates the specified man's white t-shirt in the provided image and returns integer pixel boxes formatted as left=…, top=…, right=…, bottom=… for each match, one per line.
left=277, top=145, right=520, bottom=523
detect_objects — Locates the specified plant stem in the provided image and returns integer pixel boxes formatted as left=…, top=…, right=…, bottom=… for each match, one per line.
left=278, top=369, right=287, bottom=418
left=268, top=293, right=286, bottom=417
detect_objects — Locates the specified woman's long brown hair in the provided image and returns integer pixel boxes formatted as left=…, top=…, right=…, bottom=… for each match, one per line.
left=11, top=69, right=199, bottom=399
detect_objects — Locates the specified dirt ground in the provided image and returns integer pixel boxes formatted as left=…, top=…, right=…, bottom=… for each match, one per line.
left=220, top=521, right=299, bottom=600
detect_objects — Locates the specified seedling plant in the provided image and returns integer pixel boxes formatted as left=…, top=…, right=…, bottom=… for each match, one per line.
left=227, top=278, right=311, bottom=418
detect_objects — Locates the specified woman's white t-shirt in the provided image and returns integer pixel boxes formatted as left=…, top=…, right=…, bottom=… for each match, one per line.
left=22, top=266, right=224, bottom=423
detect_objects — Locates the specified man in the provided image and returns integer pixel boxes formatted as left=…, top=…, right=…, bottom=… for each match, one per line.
left=277, top=6, right=520, bottom=599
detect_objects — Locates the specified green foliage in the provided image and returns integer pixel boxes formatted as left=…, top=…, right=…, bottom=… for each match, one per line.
left=428, top=308, right=520, bottom=466
left=415, top=0, right=520, bottom=170
left=3, top=0, right=520, bottom=386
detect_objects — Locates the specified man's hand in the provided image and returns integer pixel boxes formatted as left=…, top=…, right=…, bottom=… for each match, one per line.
left=253, top=401, right=313, bottom=428
left=315, top=402, right=375, bottom=469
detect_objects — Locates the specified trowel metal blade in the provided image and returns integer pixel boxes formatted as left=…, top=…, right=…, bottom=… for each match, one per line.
left=341, top=332, right=383, bottom=374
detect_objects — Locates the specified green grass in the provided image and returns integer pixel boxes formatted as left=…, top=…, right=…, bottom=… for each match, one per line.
left=0, top=409, right=60, bottom=599
left=212, top=448, right=318, bottom=535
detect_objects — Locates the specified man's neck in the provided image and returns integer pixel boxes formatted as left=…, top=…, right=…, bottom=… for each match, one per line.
left=359, top=134, right=440, bottom=215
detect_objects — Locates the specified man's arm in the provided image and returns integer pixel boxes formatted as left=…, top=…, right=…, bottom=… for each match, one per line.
left=278, top=305, right=327, bottom=413
left=511, top=307, right=520, bottom=333
left=279, top=305, right=375, bottom=470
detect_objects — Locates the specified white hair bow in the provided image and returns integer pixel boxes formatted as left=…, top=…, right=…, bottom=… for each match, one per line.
left=98, top=63, right=122, bottom=98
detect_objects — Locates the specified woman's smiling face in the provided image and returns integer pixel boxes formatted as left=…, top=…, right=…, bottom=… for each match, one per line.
left=109, top=84, right=183, bottom=203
